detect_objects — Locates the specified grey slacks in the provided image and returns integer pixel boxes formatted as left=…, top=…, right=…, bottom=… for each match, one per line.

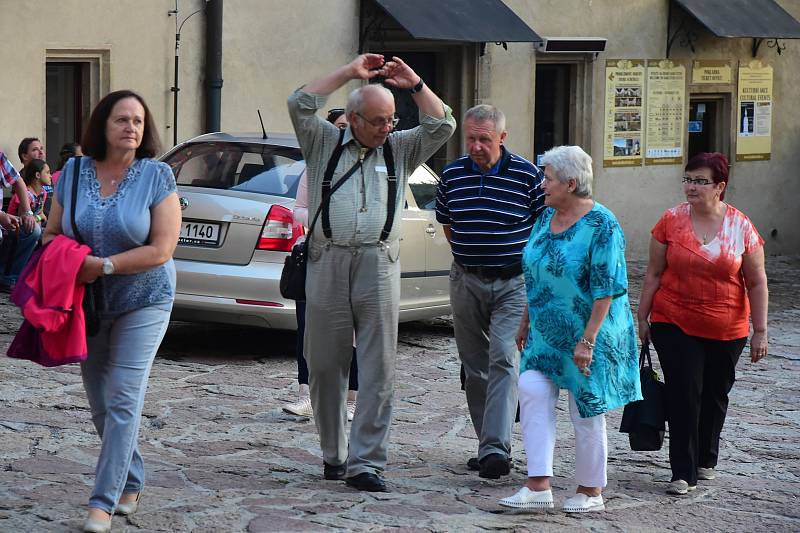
left=305, top=240, right=400, bottom=476
left=449, top=261, right=525, bottom=460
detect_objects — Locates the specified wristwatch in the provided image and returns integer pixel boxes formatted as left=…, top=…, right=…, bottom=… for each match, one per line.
left=409, top=78, right=425, bottom=94
left=102, top=258, right=116, bottom=276
left=23, top=209, right=34, bottom=217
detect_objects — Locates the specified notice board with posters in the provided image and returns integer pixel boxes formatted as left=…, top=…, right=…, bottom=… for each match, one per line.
left=736, top=60, right=773, bottom=161
left=603, top=59, right=645, bottom=167
left=645, top=60, right=686, bottom=165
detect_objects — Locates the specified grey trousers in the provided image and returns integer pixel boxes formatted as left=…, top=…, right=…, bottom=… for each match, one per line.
left=449, top=261, right=525, bottom=460
left=305, top=240, right=400, bottom=476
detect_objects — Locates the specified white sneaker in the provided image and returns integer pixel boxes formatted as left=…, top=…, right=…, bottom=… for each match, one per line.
left=282, top=396, right=313, bottom=417
left=346, top=400, right=356, bottom=422
left=697, top=467, right=716, bottom=480
left=498, top=487, right=554, bottom=510
left=562, top=493, right=605, bottom=513
left=666, top=479, right=696, bottom=495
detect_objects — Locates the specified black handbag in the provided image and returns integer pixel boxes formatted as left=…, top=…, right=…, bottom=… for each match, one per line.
left=619, top=343, right=666, bottom=451
left=280, top=130, right=397, bottom=301
left=69, top=156, right=103, bottom=337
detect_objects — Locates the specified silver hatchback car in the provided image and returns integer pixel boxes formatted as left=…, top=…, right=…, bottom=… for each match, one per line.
left=161, top=132, right=452, bottom=330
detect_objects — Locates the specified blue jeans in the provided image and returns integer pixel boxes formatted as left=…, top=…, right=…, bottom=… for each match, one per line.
left=1, top=223, right=42, bottom=285
left=81, top=304, right=172, bottom=513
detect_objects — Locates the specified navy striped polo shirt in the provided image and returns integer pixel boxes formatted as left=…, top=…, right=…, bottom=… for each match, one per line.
left=436, top=147, right=545, bottom=267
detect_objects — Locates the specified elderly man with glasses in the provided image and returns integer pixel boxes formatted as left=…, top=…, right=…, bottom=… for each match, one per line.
left=287, top=54, right=455, bottom=492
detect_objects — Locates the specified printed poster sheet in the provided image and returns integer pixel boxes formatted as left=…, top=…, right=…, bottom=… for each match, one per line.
left=604, top=60, right=645, bottom=167
left=737, top=61, right=773, bottom=161
left=645, top=60, right=686, bottom=165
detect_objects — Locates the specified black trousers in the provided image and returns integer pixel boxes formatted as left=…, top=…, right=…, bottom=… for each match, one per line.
left=650, top=322, right=747, bottom=485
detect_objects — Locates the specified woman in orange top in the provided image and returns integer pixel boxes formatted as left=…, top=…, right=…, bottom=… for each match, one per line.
left=637, top=152, right=768, bottom=496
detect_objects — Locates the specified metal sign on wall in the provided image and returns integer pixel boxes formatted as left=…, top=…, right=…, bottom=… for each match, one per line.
left=645, top=60, right=686, bottom=165
left=736, top=60, right=773, bottom=161
left=691, top=60, right=733, bottom=85
left=603, top=59, right=645, bottom=168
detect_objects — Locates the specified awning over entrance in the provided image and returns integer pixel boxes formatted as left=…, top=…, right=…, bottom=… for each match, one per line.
left=674, top=0, right=800, bottom=38
left=373, top=0, right=541, bottom=43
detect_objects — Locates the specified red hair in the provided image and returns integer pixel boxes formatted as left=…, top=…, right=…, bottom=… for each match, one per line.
left=685, top=152, right=729, bottom=200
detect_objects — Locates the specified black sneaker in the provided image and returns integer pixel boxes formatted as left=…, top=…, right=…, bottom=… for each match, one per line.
left=467, top=457, right=480, bottom=471
left=479, top=453, right=511, bottom=479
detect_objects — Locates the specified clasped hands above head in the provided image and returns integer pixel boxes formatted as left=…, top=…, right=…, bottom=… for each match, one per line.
left=348, top=54, right=421, bottom=90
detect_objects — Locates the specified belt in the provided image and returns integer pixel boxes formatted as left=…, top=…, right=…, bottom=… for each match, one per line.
left=458, top=261, right=522, bottom=280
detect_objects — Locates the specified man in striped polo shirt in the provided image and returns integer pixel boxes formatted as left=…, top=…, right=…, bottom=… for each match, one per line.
left=436, top=104, right=545, bottom=479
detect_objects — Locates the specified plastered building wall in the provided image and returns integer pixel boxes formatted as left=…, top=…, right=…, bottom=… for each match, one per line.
left=1, top=0, right=797, bottom=256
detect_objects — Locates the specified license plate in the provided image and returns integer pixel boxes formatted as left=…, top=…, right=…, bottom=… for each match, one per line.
left=179, top=221, right=221, bottom=246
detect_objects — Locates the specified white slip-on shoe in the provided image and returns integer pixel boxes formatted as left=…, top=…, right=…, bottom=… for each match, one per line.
left=346, top=400, right=356, bottom=422
left=562, top=493, right=605, bottom=513
left=115, top=492, right=141, bottom=515
left=697, top=467, right=716, bottom=480
left=498, top=487, right=554, bottom=510
left=666, top=479, right=697, bottom=495
left=83, top=516, right=111, bottom=533
left=282, top=396, right=313, bottom=417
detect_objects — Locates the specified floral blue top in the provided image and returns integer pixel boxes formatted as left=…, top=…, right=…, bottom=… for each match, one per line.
left=520, top=202, right=641, bottom=417
left=55, top=157, right=177, bottom=316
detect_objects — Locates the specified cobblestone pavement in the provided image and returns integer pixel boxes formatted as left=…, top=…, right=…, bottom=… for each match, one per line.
left=1, top=258, right=798, bottom=532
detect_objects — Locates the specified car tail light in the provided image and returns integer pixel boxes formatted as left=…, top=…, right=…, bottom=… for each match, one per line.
left=256, top=205, right=304, bottom=251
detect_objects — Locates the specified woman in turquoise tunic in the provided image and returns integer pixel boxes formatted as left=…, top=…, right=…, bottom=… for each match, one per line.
left=498, top=145, right=641, bottom=514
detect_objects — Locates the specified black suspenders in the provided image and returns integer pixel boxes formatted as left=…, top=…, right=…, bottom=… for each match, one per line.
left=320, top=132, right=398, bottom=242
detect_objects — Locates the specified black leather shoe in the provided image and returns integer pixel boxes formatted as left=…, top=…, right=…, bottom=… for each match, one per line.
left=479, top=453, right=511, bottom=479
left=345, top=472, right=387, bottom=492
left=323, top=461, right=347, bottom=480
left=467, top=457, right=480, bottom=471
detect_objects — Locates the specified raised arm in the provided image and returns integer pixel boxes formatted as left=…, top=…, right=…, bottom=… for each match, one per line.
left=381, top=56, right=445, bottom=119
left=304, top=54, right=387, bottom=96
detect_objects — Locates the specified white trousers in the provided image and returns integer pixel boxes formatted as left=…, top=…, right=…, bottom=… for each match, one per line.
left=519, top=370, right=608, bottom=487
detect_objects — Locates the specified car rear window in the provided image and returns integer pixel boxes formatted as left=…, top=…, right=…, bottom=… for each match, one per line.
left=165, top=141, right=306, bottom=198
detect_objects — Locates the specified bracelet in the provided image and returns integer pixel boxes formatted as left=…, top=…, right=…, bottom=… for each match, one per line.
left=579, top=337, right=595, bottom=350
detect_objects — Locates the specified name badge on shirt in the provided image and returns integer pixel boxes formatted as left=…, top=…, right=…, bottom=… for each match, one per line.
left=375, top=165, right=387, bottom=173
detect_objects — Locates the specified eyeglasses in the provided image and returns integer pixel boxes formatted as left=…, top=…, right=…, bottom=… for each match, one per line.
left=682, top=176, right=713, bottom=186
left=356, top=112, right=400, bottom=128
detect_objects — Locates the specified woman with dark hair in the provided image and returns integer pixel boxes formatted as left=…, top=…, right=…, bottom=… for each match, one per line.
left=43, top=90, right=181, bottom=532
left=283, top=108, right=359, bottom=421
left=51, top=142, right=83, bottom=186
left=637, top=152, right=768, bottom=496
left=9, top=159, right=50, bottom=222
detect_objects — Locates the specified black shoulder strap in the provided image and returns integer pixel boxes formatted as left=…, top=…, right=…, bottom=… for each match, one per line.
left=69, top=156, right=84, bottom=245
left=307, top=128, right=370, bottom=243
left=321, top=128, right=346, bottom=239
left=379, top=138, right=397, bottom=242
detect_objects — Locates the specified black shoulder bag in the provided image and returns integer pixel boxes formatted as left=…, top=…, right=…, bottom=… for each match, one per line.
left=619, top=343, right=666, bottom=451
left=69, top=156, right=103, bottom=336
left=279, top=130, right=397, bottom=300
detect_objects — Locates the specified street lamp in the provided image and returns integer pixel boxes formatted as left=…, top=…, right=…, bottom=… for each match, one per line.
left=168, top=1, right=206, bottom=146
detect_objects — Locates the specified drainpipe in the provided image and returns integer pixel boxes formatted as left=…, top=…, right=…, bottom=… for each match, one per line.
left=205, top=0, right=223, bottom=133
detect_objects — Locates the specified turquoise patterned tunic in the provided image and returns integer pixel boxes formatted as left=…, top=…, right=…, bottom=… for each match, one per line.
left=520, top=202, right=641, bottom=417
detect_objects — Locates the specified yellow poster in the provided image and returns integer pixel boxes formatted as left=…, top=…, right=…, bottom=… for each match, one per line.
left=604, top=59, right=645, bottom=167
left=645, top=60, right=686, bottom=165
left=691, top=60, right=732, bottom=85
left=737, top=60, right=773, bottom=161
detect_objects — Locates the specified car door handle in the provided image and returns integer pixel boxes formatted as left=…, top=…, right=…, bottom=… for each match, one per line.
left=425, top=225, right=437, bottom=235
